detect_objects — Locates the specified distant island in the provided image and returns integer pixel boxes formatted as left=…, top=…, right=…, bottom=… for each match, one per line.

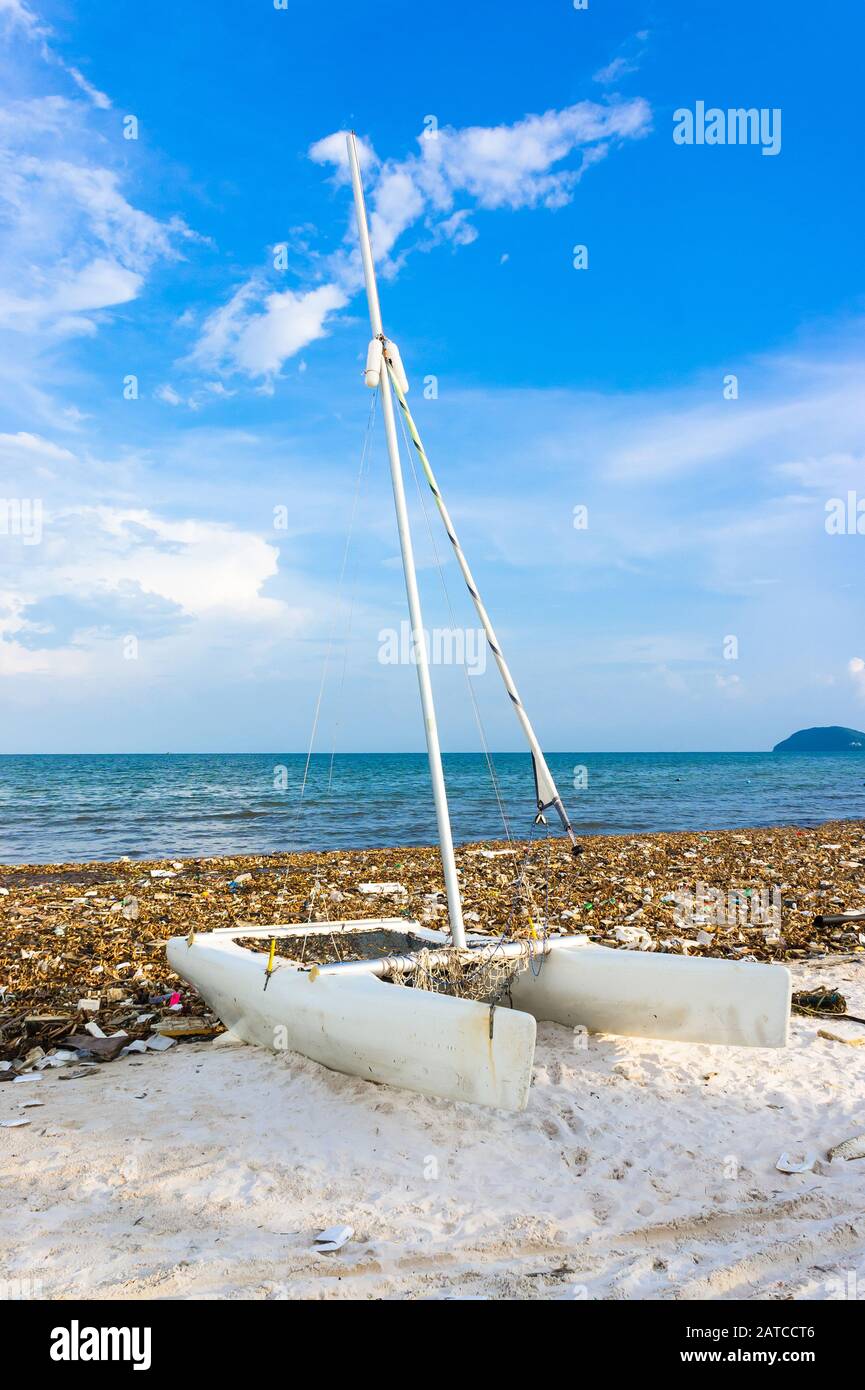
left=773, top=725, right=865, bottom=752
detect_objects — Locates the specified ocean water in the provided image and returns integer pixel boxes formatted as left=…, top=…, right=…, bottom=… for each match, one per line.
left=0, top=751, right=864, bottom=865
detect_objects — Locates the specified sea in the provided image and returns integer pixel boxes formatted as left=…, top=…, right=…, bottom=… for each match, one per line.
left=1, top=751, right=864, bottom=865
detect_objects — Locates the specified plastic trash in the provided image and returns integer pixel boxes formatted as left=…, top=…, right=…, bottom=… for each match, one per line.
left=314, top=1224, right=354, bottom=1252
left=776, top=1152, right=817, bottom=1173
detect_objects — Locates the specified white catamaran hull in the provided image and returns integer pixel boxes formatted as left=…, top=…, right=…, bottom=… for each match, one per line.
left=167, top=928, right=790, bottom=1111
left=508, top=937, right=791, bottom=1048
left=166, top=932, right=537, bottom=1111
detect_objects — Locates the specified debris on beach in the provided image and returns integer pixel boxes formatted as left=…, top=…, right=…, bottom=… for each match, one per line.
left=154, top=1017, right=222, bottom=1040
left=776, top=1152, right=818, bottom=1174
left=828, top=1133, right=865, bottom=1162
left=1, top=820, right=863, bottom=1061
left=65, top=1032, right=129, bottom=1061
left=792, top=988, right=865, bottom=1025
left=817, top=1029, right=865, bottom=1047
left=314, top=1224, right=354, bottom=1252
left=792, top=988, right=849, bottom=1016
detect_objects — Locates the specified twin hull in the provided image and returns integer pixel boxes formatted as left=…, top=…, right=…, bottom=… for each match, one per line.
left=167, top=931, right=792, bottom=1112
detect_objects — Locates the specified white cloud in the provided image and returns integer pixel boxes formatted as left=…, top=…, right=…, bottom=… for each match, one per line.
left=0, top=34, right=196, bottom=345
left=191, top=281, right=347, bottom=378
left=0, top=429, right=76, bottom=464
left=155, top=384, right=183, bottom=406
left=68, top=507, right=282, bottom=619
left=308, top=130, right=377, bottom=182
left=368, top=164, right=426, bottom=259
left=0, top=256, right=142, bottom=327
left=594, top=57, right=637, bottom=85
left=593, top=31, right=649, bottom=87
left=0, top=503, right=289, bottom=678
left=0, top=0, right=43, bottom=36
left=0, top=590, right=90, bottom=676
left=197, top=98, right=650, bottom=381
left=598, top=373, right=865, bottom=482
left=715, top=672, right=744, bottom=697
left=849, top=657, right=865, bottom=700
left=1, top=0, right=111, bottom=109
left=35, top=161, right=191, bottom=264
left=413, top=101, right=649, bottom=211
left=65, top=65, right=111, bottom=110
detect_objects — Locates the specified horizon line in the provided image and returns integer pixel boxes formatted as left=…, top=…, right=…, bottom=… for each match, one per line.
left=0, top=748, right=808, bottom=758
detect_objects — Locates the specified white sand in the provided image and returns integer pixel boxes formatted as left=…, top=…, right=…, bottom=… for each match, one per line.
left=2, top=958, right=864, bottom=1301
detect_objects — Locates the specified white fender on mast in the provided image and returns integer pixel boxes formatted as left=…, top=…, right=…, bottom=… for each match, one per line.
left=364, top=338, right=383, bottom=389
left=384, top=338, right=409, bottom=395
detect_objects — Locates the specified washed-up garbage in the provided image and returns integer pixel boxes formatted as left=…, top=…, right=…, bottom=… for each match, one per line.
left=41, top=1050, right=77, bottom=1067
left=792, top=989, right=848, bottom=1016
left=314, top=1224, right=353, bottom=1252
left=817, top=1029, right=865, bottom=1047
left=828, top=1134, right=865, bottom=1162
left=615, top=924, right=653, bottom=951
left=813, top=909, right=865, bottom=928
left=66, top=1032, right=129, bottom=1061
left=776, top=1152, right=817, bottom=1174
left=154, top=1017, right=222, bottom=1039
left=1, top=822, right=864, bottom=1059
left=792, top=989, right=865, bottom=1025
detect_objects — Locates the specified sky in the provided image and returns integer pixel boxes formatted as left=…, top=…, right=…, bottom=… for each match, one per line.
left=0, top=0, right=863, bottom=754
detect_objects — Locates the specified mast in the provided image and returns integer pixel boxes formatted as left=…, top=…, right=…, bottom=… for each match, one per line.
left=346, top=131, right=466, bottom=950
left=385, top=370, right=581, bottom=854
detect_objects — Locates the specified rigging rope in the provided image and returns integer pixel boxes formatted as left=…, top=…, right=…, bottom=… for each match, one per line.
left=271, top=392, right=376, bottom=927
left=392, top=376, right=555, bottom=985
left=386, top=358, right=581, bottom=855
left=395, top=392, right=514, bottom=848
left=327, top=390, right=376, bottom=791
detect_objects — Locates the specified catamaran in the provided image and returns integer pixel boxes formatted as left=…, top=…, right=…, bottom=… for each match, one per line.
left=167, top=133, right=792, bottom=1111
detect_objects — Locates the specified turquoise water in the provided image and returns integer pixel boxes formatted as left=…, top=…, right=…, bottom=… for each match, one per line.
left=0, top=751, right=863, bottom=864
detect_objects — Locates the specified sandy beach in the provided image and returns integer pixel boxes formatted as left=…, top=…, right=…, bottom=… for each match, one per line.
left=1, top=953, right=864, bottom=1300
left=1, top=820, right=864, bottom=1299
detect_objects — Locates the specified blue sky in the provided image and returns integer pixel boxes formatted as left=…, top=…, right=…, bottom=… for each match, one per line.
left=1, top=0, right=864, bottom=754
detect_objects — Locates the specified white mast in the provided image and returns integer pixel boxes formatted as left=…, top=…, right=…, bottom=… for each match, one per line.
left=384, top=370, right=582, bottom=854
left=346, top=131, right=466, bottom=950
